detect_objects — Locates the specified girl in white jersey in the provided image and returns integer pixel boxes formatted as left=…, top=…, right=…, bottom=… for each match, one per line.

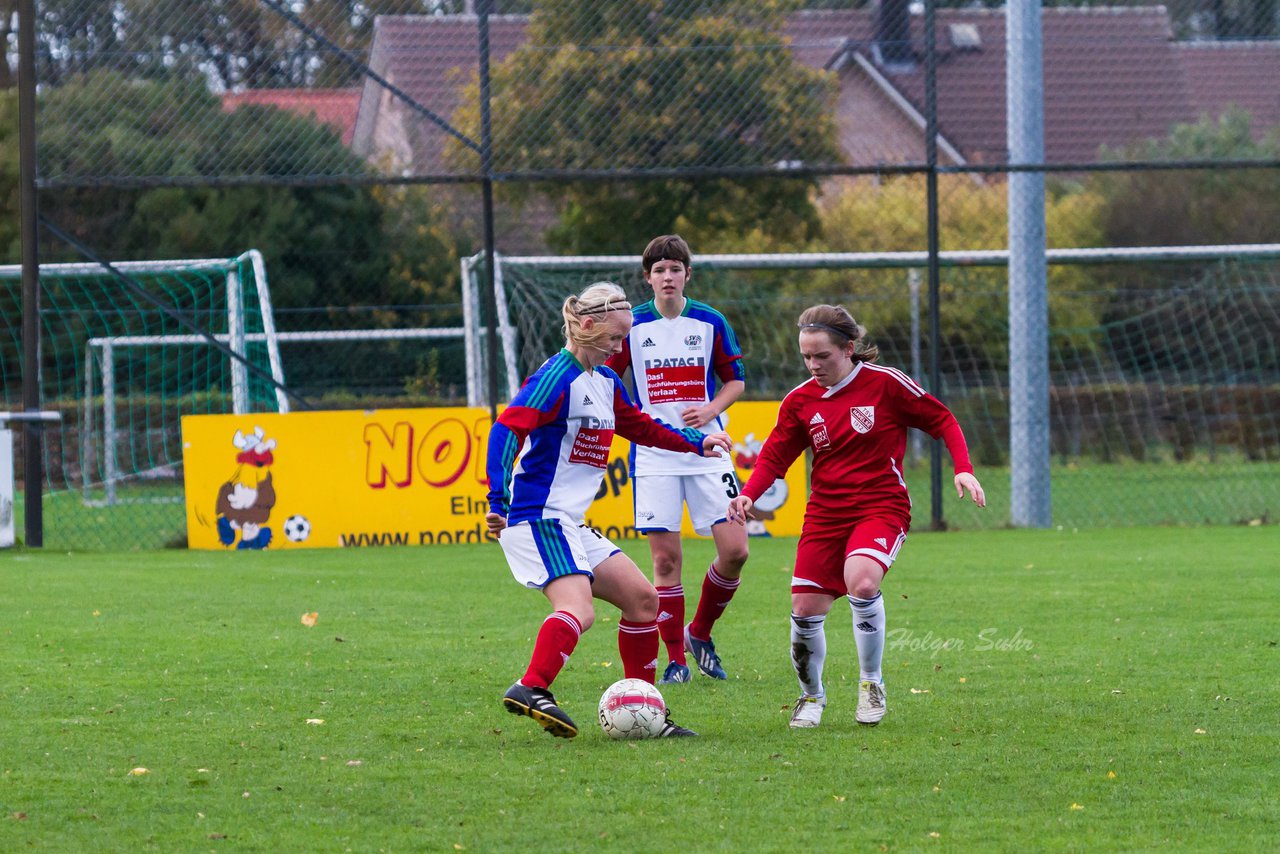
left=606, top=235, right=750, bottom=685
left=486, top=281, right=733, bottom=739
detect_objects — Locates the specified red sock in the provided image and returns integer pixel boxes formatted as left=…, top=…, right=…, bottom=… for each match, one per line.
left=617, top=618, right=659, bottom=683
left=688, top=563, right=741, bottom=641
left=521, top=611, right=582, bottom=689
left=655, top=585, right=687, bottom=665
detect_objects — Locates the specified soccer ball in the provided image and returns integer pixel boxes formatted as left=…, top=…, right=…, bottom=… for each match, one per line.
left=283, top=514, right=311, bottom=543
left=598, top=678, right=667, bottom=740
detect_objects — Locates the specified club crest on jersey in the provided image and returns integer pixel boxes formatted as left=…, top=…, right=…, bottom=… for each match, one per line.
left=684, top=334, right=702, bottom=347
left=850, top=406, right=875, bottom=434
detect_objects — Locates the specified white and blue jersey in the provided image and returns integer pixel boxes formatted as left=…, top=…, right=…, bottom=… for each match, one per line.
left=607, top=298, right=745, bottom=476
left=486, top=349, right=710, bottom=527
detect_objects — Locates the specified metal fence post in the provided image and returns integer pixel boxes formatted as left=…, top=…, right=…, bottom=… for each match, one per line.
left=1008, top=0, right=1052, bottom=527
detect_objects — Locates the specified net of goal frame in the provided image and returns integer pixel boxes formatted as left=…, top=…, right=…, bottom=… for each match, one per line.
left=0, top=251, right=285, bottom=511
left=468, top=247, right=1280, bottom=528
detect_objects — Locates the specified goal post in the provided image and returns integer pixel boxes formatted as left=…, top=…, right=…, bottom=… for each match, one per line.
left=82, top=325, right=471, bottom=506
left=459, top=253, right=521, bottom=407
left=466, top=244, right=1280, bottom=404
left=0, top=250, right=286, bottom=511
left=464, top=244, right=1280, bottom=530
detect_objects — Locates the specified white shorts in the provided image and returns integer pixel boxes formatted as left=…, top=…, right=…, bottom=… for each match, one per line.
left=633, top=471, right=740, bottom=536
left=498, top=518, right=622, bottom=589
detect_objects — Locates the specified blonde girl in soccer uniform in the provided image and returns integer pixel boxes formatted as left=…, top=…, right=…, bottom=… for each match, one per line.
left=486, top=281, right=732, bottom=739
left=606, top=235, right=749, bottom=685
left=727, top=304, right=986, bottom=728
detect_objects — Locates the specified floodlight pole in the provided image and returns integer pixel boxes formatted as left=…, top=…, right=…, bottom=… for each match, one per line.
left=1007, top=1, right=1052, bottom=527
left=478, top=0, right=500, bottom=422
left=18, top=0, right=45, bottom=547
left=923, top=0, right=945, bottom=530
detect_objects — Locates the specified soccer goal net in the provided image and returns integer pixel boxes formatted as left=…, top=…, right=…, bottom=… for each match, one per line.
left=464, top=245, right=1280, bottom=529
left=0, top=251, right=284, bottom=512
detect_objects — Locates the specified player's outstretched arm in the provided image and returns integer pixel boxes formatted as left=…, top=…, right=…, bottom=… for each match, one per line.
left=954, top=472, right=986, bottom=507
left=613, top=380, right=722, bottom=455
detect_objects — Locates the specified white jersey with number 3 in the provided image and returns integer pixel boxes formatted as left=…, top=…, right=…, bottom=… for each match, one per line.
left=607, top=298, right=745, bottom=476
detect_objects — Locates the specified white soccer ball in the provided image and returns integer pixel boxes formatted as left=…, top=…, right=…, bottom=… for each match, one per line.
left=598, top=678, right=667, bottom=740
left=283, top=514, right=311, bottom=543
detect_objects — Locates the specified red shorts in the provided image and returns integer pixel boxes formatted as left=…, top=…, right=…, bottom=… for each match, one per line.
left=791, top=516, right=908, bottom=598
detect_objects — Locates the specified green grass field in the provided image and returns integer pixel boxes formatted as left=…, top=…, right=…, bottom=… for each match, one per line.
left=3, top=527, right=1278, bottom=851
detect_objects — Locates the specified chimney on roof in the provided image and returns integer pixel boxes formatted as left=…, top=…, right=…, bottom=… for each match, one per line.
left=948, top=23, right=982, bottom=51
left=874, top=0, right=915, bottom=71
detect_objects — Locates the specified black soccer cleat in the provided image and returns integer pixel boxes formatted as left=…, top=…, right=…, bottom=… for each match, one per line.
left=656, top=710, right=698, bottom=737
left=502, top=682, right=578, bottom=738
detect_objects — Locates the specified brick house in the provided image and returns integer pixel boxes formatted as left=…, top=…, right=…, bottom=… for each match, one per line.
left=225, top=7, right=1276, bottom=252
left=349, top=6, right=1280, bottom=174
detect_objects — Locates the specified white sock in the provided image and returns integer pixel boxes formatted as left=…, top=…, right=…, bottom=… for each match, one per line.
left=790, top=613, right=827, bottom=698
left=849, top=593, right=885, bottom=683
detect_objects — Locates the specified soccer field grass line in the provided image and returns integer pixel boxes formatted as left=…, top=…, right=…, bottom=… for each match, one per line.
left=2, top=526, right=1277, bottom=850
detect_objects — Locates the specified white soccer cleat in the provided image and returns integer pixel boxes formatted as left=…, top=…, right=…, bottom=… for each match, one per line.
left=789, top=694, right=826, bottom=729
left=856, top=680, right=886, bottom=725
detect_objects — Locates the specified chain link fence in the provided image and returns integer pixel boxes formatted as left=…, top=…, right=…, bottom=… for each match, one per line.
left=499, top=247, right=1280, bottom=528
left=4, top=0, right=1279, bottom=547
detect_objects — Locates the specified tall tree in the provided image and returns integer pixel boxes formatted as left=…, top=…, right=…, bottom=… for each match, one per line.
left=1, top=0, right=15, bottom=90
left=36, top=71, right=394, bottom=310
left=806, top=175, right=1108, bottom=371
left=27, top=0, right=130, bottom=86
left=121, top=0, right=535, bottom=90
left=15, top=1, right=488, bottom=92
left=1092, top=109, right=1280, bottom=248
left=451, top=0, right=844, bottom=253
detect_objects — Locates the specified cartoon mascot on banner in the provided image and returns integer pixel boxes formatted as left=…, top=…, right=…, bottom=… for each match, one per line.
left=216, top=426, right=277, bottom=549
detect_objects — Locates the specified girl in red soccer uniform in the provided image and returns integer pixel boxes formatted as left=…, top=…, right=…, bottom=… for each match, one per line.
left=727, top=304, right=985, bottom=728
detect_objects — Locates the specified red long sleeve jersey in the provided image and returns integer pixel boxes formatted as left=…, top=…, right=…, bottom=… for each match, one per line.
left=741, top=361, right=974, bottom=530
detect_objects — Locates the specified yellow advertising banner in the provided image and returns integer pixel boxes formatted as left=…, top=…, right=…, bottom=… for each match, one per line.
left=181, top=402, right=806, bottom=550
